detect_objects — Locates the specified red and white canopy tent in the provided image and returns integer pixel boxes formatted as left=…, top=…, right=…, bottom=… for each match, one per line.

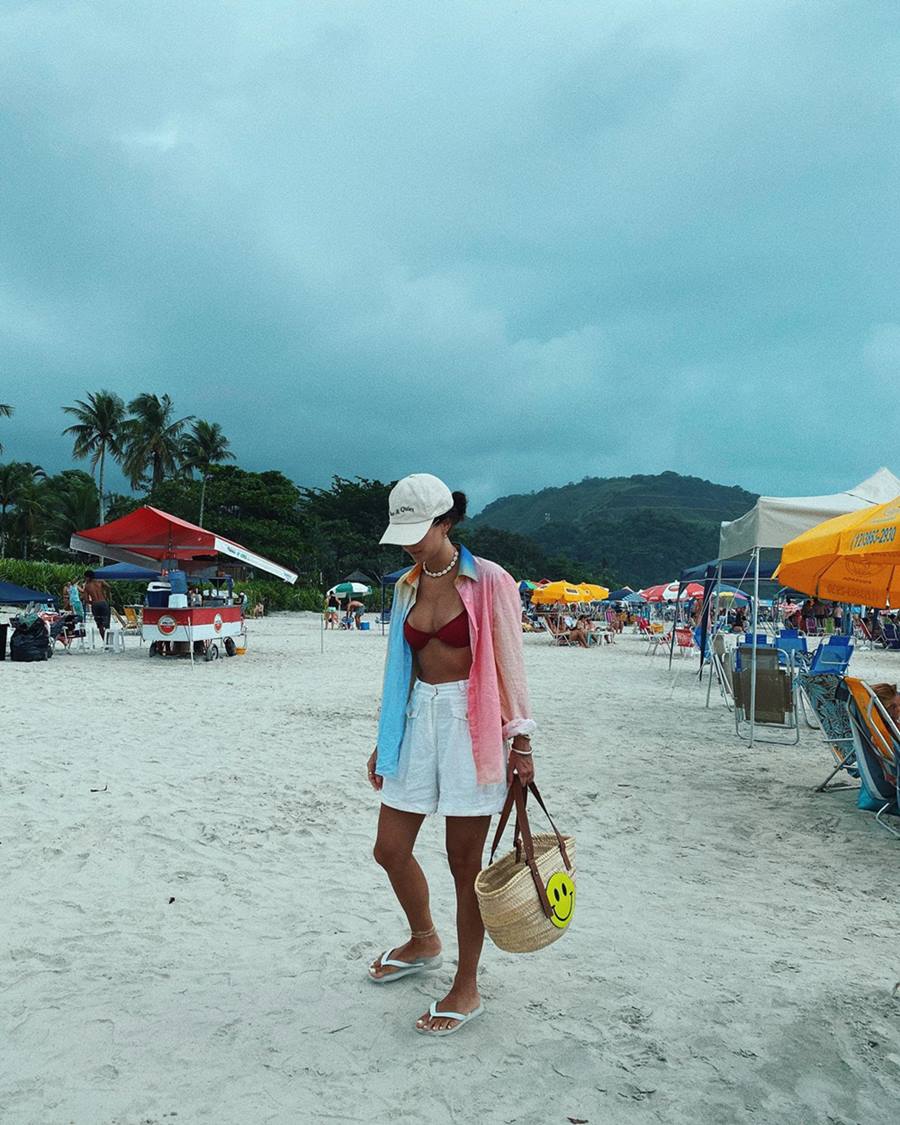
left=70, top=506, right=298, bottom=584
left=70, top=507, right=297, bottom=661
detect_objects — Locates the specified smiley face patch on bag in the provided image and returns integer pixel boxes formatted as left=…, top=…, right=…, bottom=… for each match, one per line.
left=546, top=871, right=575, bottom=929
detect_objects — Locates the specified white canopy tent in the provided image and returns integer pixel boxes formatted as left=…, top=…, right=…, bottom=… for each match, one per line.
left=719, top=467, right=900, bottom=560
left=715, top=467, right=900, bottom=745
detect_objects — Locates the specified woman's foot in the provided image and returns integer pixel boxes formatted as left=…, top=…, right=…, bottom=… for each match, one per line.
left=415, top=984, right=482, bottom=1033
left=368, top=932, right=442, bottom=980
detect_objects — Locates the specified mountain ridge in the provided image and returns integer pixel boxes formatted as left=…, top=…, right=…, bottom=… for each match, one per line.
left=471, top=470, right=758, bottom=587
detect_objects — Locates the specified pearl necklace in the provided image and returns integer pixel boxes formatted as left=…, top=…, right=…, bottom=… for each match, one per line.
left=423, top=547, right=459, bottom=579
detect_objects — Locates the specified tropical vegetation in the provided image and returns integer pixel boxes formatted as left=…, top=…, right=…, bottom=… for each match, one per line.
left=2, top=387, right=723, bottom=593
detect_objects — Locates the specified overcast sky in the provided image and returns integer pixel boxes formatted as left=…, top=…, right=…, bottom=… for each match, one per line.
left=1, top=1, right=898, bottom=511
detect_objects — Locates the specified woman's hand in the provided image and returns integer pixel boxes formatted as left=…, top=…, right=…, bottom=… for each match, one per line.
left=367, top=749, right=383, bottom=791
left=508, top=748, right=535, bottom=787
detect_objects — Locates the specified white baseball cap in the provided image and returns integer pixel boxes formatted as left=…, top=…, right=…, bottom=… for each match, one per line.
left=380, top=473, right=454, bottom=545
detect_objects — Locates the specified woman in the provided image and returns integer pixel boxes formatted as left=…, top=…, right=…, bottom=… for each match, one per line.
left=367, top=473, right=535, bottom=1036
left=325, top=593, right=340, bottom=629
left=872, top=683, right=900, bottom=724
left=66, top=579, right=85, bottom=622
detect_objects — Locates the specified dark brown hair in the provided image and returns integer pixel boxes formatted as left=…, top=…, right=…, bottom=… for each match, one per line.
left=434, top=490, right=468, bottom=530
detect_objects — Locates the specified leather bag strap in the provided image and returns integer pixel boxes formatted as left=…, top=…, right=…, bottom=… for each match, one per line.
left=511, top=782, right=553, bottom=919
left=527, top=783, right=573, bottom=871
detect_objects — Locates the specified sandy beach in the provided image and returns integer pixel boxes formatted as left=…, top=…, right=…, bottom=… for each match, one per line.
left=3, top=616, right=899, bottom=1124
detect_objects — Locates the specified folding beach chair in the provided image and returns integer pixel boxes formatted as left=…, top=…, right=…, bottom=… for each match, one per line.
left=796, top=671, right=858, bottom=792
left=807, top=640, right=853, bottom=675
left=544, top=617, right=573, bottom=647
left=845, top=678, right=900, bottom=838
left=646, top=629, right=673, bottom=656
left=853, top=617, right=874, bottom=650
left=880, top=623, right=900, bottom=651
left=733, top=646, right=800, bottom=744
left=123, top=606, right=143, bottom=634
left=776, top=632, right=808, bottom=668
left=710, top=635, right=735, bottom=710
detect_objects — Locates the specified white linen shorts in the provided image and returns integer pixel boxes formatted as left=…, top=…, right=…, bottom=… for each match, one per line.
left=380, top=679, right=508, bottom=817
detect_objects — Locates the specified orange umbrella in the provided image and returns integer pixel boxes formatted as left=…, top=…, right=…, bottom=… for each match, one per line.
left=776, top=496, right=900, bottom=607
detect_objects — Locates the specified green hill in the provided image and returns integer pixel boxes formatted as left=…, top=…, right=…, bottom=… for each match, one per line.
left=471, top=471, right=758, bottom=588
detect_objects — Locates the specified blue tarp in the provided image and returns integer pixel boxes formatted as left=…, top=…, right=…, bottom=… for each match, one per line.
left=679, top=559, right=781, bottom=583
left=0, top=580, right=55, bottom=605
left=92, top=562, right=159, bottom=581
left=381, top=567, right=411, bottom=586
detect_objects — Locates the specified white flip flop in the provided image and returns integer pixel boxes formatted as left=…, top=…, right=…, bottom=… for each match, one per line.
left=415, top=1001, right=484, bottom=1036
left=368, top=949, right=443, bottom=983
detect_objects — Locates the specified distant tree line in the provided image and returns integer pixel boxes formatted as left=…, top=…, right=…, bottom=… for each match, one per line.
left=0, top=391, right=614, bottom=588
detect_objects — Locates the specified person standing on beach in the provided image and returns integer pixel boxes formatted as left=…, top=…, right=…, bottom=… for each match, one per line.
left=82, top=570, right=111, bottom=639
left=367, top=473, right=535, bottom=1036
left=347, top=598, right=365, bottom=629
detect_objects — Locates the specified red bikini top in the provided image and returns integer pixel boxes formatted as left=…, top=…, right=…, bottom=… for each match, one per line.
left=404, top=609, right=470, bottom=651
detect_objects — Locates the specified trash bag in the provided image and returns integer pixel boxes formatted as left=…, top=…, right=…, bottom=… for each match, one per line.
left=9, top=615, right=52, bottom=661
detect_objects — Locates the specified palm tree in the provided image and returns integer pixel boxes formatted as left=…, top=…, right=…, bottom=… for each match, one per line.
left=0, top=402, right=12, bottom=455
left=180, top=420, right=235, bottom=525
left=62, top=391, right=126, bottom=523
left=121, top=393, right=194, bottom=490
left=0, top=462, right=46, bottom=558
left=49, top=474, right=100, bottom=545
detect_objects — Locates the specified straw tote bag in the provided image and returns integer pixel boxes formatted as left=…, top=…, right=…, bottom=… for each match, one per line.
left=475, top=782, right=576, bottom=953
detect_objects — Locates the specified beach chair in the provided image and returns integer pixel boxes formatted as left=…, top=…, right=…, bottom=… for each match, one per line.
left=646, top=629, right=673, bottom=656
left=796, top=671, right=858, bottom=791
left=673, top=626, right=695, bottom=657
left=845, top=678, right=900, bottom=838
left=775, top=633, right=809, bottom=669
left=49, top=612, right=87, bottom=654
left=880, top=623, right=900, bottom=650
left=710, top=635, right=735, bottom=710
left=732, top=646, right=800, bottom=744
left=808, top=641, right=853, bottom=675
left=123, top=606, right=143, bottom=634
left=853, top=617, right=874, bottom=650
left=544, top=617, right=573, bottom=647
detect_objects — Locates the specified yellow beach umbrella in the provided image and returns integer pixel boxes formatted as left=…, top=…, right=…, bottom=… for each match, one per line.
left=578, top=583, right=610, bottom=601
left=776, top=495, right=900, bottom=607
left=530, top=580, right=587, bottom=605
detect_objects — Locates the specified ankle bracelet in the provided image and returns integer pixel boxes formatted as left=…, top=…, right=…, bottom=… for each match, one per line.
left=411, top=925, right=436, bottom=939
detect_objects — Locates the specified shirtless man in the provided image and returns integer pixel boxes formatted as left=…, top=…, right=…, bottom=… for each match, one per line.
left=82, top=570, right=112, bottom=638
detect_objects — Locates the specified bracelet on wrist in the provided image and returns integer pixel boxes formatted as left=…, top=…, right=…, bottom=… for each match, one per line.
left=511, top=745, right=533, bottom=756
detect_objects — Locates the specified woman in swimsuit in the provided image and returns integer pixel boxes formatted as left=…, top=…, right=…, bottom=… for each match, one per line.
left=367, top=473, right=536, bottom=1036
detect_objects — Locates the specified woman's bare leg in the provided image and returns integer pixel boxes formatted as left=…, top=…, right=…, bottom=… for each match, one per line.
left=416, top=814, right=491, bottom=1033
left=370, top=805, right=441, bottom=978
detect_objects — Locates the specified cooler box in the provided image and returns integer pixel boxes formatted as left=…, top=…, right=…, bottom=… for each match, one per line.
left=359, top=621, right=370, bottom=630
left=146, top=582, right=171, bottom=608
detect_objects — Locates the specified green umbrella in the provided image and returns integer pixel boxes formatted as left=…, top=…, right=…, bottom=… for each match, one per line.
left=328, top=582, right=371, bottom=596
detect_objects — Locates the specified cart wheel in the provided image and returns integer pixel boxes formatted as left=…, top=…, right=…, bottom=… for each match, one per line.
left=148, top=642, right=158, bottom=657
left=204, top=642, right=220, bottom=662
left=224, top=637, right=236, bottom=657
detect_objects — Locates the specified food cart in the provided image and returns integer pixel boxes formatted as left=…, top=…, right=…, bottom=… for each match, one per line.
left=70, top=506, right=298, bottom=664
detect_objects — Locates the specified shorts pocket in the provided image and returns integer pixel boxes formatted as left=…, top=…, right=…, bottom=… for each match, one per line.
left=405, top=698, right=422, bottom=720
left=449, top=695, right=469, bottom=720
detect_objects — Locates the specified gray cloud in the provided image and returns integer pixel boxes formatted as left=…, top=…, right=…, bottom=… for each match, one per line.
left=1, top=1, right=898, bottom=509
